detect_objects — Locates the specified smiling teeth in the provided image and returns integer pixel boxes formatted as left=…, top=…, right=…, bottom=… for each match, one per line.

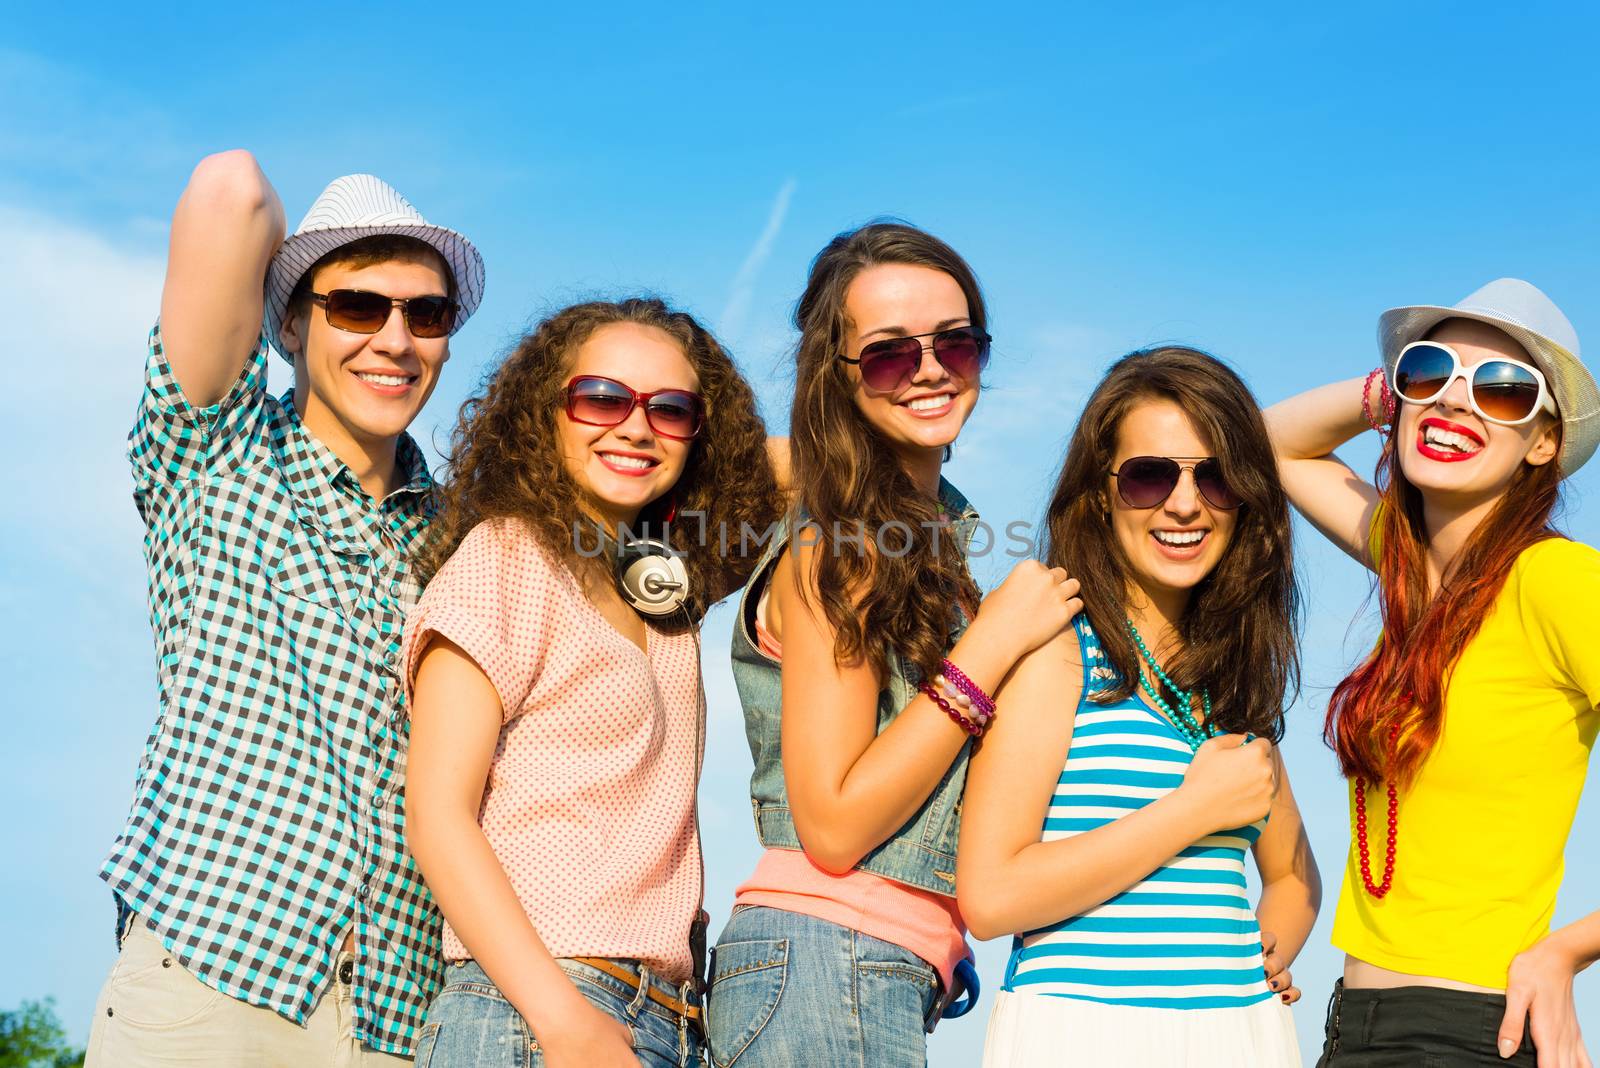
left=1153, top=530, right=1205, bottom=546
left=602, top=454, right=654, bottom=470
left=1423, top=426, right=1481, bottom=454
left=357, top=372, right=411, bottom=386
left=906, top=396, right=950, bottom=411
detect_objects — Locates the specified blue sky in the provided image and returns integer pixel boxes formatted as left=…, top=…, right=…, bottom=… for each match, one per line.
left=3, top=5, right=1598, bottom=1063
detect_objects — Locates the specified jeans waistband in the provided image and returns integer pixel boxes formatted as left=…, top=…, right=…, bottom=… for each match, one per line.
left=446, top=957, right=700, bottom=1024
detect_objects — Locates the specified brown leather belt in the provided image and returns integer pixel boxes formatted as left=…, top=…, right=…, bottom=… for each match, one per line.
left=571, top=957, right=703, bottom=1025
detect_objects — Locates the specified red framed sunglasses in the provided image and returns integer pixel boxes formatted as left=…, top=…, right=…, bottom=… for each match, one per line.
left=562, top=375, right=705, bottom=440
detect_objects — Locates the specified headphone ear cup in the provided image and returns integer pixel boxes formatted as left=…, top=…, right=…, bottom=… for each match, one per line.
left=617, top=545, right=690, bottom=617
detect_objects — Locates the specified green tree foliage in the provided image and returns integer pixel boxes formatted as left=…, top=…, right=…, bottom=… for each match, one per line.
left=0, top=999, right=84, bottom=1068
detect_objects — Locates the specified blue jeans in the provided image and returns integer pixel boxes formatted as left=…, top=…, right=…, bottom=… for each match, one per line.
left=707, top=905, right=939, bottom=1068
left=415, top=958, right=703, bottom=1068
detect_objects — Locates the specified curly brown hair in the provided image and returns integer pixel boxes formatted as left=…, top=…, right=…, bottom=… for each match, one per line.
left=790, top=222, right=986, bottom=681
left=417, top=298, right=782, bottom=621
left=1042, top=347, right=1302, bottom=741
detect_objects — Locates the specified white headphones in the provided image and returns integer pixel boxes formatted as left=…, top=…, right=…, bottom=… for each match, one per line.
left=614, top=535, right=692, bottom=618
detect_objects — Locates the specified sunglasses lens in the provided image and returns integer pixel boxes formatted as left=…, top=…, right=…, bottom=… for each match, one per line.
left=856, top=338, right=922, bottom=391
left=1194, top=459, right=1242, bottom=509
left=1393, top=343, right=1455, bottom=402
left=933, top=329, right=990, bottom=381
left=1116, top=457, right=1181, bottom=508
left=322, top=290, right=391, bottom=333
left=405, top=296, right=456, bottom=338
left=646, top=392, right=704, bottom=438
left=568, top=379, right=634, bottom=426
left=1472, top=361, right=1543, bottom=423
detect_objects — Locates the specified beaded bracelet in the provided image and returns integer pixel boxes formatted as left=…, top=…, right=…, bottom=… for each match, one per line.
left=936, top=675, right=991, bottom=727
left=939, top=658, right=996, bottom=718
left=920, top=680, right=983, bottom=737
left=1361, top=368, right=1394, bottom=438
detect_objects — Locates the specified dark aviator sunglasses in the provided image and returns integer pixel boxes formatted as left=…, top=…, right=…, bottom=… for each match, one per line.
left=312, top=289, right=459, bottom=339
left=838, top=326, right=992, bottom=392
left=1110, top=456, right=1242, bottom=511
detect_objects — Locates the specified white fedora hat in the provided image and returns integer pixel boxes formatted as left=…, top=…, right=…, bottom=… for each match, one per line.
left=264, top=173, right=486, bottom=361
left=1379, top=278, right=1600, bottom=476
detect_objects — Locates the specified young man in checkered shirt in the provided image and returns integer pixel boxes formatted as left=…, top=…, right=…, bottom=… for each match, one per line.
left=86, top=151, right=485, bottom=1066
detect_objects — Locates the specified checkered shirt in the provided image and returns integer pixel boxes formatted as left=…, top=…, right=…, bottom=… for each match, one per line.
left=100, top=323, right=442, bottom=1054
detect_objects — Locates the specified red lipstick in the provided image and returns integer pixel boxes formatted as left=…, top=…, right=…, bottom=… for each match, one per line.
left=1415, top=417, right=1484, bottom=464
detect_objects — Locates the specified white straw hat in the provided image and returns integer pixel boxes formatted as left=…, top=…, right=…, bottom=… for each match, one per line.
left=1379, top=278, right=1599, bottom=476
left=264, top=173, right=485, bottom=361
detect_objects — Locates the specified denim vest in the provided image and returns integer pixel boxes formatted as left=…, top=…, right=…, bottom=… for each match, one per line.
left=728, top=479, right=979, bottom=897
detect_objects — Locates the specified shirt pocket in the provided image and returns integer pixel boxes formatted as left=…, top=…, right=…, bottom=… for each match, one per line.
left=269, top=514, right=364, bottom=622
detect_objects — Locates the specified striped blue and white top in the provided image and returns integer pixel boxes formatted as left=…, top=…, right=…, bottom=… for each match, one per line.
left=1001, top=615, right=1273, bottom=1010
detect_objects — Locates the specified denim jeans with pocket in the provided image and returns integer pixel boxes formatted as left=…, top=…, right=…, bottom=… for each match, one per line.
left=415, top=958, right=702, bottom=1068
left=707, top=905, right=939, bottom=1068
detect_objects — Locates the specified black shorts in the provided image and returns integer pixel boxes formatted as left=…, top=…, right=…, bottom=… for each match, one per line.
left=1316, top=979, right=1537, bottom=1067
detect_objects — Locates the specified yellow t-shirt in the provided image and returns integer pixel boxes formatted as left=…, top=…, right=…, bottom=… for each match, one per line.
left=1332, top=537, right=1600, bottom=988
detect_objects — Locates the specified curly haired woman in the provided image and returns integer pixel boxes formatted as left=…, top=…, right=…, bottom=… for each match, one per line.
left=401, top=298, right=781, bottom=1068
left=1267, top=279, right=1600, bottom=1067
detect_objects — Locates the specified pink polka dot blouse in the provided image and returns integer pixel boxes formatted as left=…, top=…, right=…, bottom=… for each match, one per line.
left=401, top=517, right=705, bottom=981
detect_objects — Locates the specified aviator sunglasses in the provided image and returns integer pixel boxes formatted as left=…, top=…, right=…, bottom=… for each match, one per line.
left=312, top=289, right=459, bottom=338
left=1389, top=340, right=1557, bottom=426
left=839, top=326, right=992, bottom=392
left=1110, top=456, right=1242, bottom=510
left=563, top=375, right=705, bottom=440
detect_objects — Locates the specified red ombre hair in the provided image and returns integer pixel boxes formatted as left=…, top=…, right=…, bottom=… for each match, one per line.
left=1325, top=404, right=1563, bottom=787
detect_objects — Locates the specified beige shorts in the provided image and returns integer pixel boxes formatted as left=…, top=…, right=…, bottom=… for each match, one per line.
left=84, top=920, right=413, bottom=1067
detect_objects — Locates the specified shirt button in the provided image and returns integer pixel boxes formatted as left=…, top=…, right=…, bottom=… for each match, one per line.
left=372, top=791, right=385, bottom=809
left=357, top=881, right=371, bottom=901
left=382, top=648, right=399, bottom=671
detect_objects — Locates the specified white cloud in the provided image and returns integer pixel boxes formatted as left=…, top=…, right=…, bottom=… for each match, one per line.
left=0, top=205, right=165, bottom=594
left=719, top=179, right=797, bottom=344
left=0, top=48, right=194, bottom=226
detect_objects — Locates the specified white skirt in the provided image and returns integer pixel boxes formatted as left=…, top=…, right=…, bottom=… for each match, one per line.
left=981, top=989, right=1302, bottom=1067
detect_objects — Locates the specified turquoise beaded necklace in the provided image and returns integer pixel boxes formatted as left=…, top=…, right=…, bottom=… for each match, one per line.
left=1124, top=619, right=1214, bottom=751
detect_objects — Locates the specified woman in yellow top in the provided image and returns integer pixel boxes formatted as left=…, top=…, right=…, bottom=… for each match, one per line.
left=1266, top=278, right=1600, bottom=1067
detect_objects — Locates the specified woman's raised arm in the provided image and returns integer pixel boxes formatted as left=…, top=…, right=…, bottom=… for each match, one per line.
left=1262, top=376, right=1384, bottom=567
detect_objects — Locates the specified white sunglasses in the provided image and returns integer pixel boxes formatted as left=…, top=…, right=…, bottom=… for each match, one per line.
left=1389, top=341, right=1558, bottom=427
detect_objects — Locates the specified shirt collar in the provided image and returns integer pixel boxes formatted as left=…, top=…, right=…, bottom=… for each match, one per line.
left=277, top=392, right=435, bottom=542
left=937, top=476, right=978, bottom=522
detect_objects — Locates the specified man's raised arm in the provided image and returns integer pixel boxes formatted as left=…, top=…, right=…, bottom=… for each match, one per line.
left=158, top=149, right=285, bottom=406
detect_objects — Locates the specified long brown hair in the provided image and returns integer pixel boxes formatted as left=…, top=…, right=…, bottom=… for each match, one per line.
left=1326, top=327, right=1563, bottom=785
left=1042, top=347, right=1301, bottom=740
left=790, top=222, right=985, bottom=680
left=418, top=298, right=782, bottom=620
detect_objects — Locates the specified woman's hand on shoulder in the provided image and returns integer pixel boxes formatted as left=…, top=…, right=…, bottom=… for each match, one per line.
left=971, top=560, right=1082, bottom=662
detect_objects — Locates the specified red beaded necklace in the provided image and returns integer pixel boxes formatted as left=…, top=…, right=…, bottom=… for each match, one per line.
left=1353, top=723, right=1401, bottom=898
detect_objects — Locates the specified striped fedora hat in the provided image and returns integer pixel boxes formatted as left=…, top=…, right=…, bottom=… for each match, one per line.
left=265, top=173, right=486, bottom=361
